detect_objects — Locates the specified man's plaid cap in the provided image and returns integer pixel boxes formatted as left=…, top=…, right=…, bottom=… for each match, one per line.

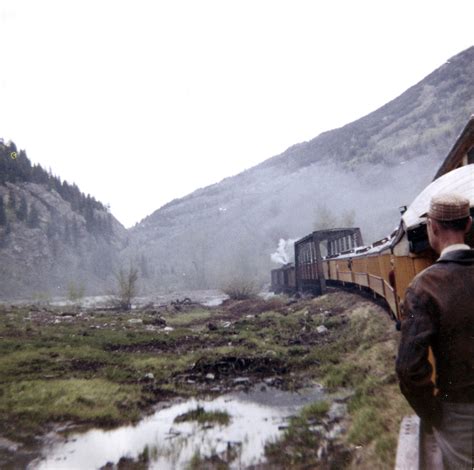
left=426, top=193, right=471, bottom=221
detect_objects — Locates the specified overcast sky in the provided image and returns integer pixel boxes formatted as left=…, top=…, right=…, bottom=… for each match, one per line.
left=1, top=1, right=473, bottom=227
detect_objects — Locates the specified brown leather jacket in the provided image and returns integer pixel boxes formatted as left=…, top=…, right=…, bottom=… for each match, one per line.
left=396, top=249, right=474, bottom=427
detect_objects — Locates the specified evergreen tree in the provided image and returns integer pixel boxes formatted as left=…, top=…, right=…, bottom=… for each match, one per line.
left=31, top=164, right=49, bottom=185
left=0, top=156, right=6, bottom=184
left=8, top=141, right=17, bottom=154
left=0, top=196, right=6, bottom=226
left=16, top=195, right=28, bottom=221
left=84, top=204, right=95, bottom=234
left=7, top=189, right=16, bottom=211
left=16, top=150, right=32, bottom=180
left=1, top=220, right=12, bottom=247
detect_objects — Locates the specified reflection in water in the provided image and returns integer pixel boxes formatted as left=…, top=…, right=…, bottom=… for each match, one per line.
left=31, top=385, right=325, bottom=470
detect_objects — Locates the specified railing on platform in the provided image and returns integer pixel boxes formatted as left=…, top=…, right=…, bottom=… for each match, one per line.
left=383, top=281, right=399, bottom=319
left=368, top=274, right=384, bottom=297
left=338, top=270, right=352, bottom=283
left=353, top=271, right=369, bottom=287
left=332, top=268, right=400, bottom=319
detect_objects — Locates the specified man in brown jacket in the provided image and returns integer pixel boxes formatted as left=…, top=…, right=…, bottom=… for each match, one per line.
left=396, top=193, right=473, bottom=469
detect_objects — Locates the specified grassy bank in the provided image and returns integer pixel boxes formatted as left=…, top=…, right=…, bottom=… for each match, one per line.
left=264, top=298, right=411, bottom=469
left=0, top=291, right=409, bottom=468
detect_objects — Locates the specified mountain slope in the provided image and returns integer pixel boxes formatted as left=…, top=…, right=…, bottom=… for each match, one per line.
left=0, top=143, right=127, bottom=298
left=263, top=47, right=473, bottom=171
left=128, top=46, right=474, bottom=291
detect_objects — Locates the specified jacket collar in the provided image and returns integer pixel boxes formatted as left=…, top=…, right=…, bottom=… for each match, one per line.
left=437, top=249, right=474, bottom=264
left=440, top=244, right=470, bottom=257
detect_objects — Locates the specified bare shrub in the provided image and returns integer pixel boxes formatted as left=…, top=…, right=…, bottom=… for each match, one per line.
left=67, top=281, right=85, bottom=305
left=32, top=291, right=51, bottom=307
left=222, top=279, right=259, bottom=300
left=111, top=265, right=139, bottom=310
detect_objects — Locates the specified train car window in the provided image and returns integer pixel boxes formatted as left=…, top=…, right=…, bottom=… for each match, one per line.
left=407, top=223, right=429, bottom=253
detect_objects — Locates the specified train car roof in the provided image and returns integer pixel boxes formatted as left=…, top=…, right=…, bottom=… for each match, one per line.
left=402, top=164, right=474, bottom=229
left=327, top=237, right=392, bottom=260
left=295, top=227, right=362, bottom=245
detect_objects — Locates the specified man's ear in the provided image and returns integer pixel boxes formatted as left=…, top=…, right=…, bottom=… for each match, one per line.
left=465, top=216, right=473, bottom=234
left=430, top=218, right=440, bottom=236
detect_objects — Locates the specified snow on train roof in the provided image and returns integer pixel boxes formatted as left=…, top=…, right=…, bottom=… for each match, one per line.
left=327, top=237, right=392, bottom=260
left=402, top=164, right=474, bottom=229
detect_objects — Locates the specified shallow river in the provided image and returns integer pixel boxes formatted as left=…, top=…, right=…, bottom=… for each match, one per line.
left=30, top=384, right=326, bottom=470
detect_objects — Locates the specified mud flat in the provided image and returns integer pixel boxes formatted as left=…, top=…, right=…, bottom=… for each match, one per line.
left=0, top=290, right=410, bottom=469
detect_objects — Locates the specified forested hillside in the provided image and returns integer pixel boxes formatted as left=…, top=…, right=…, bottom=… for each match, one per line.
left=0, top=141, right=126, bottom=298
left=262, top=46, right=473, bottom=171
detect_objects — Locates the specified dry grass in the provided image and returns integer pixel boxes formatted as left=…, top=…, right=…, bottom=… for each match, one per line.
left=264, top=297, right=411, bottom=469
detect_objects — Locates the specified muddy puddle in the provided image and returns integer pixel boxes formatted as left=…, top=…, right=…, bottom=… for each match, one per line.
left=29, top=384, right=326, bottom=470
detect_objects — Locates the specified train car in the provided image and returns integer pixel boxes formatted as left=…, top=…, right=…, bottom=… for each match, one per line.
left=294, top=228, right=363, bottom=295
left=270, top=263, right=296, bottom=294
